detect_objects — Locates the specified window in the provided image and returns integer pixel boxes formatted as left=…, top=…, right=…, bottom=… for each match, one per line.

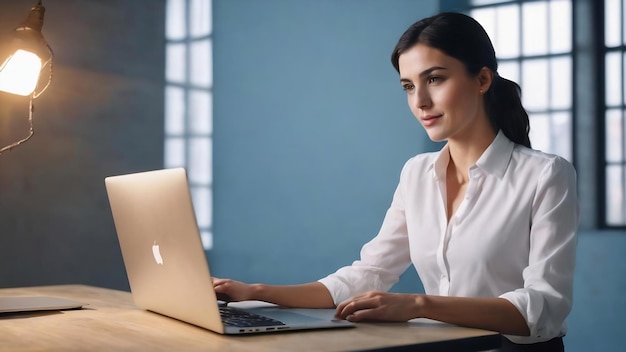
left=467, top=0, right=574, bottom=161
left=604, top=0, right=626, bottom=226
left=165, top=0, right=214, bottom=248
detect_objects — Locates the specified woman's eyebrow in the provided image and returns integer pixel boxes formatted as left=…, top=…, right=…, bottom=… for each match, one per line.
left=399, top=66, right=448, bottom=83
left=419, top=66, right=447, bottom=78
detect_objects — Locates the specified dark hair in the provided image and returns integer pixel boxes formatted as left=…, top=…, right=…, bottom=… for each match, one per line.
left=390, top=12, right=531, bottom=148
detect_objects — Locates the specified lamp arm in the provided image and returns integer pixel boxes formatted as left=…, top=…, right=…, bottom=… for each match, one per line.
left=0, top=97, right=35, bottom=155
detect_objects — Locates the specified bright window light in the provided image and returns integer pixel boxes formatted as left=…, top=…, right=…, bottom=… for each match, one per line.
left=604, top=0, right=626, bottom=226
left=472, top=0, right=573, bottom=164
left=165, top=0, right=213, bottom=249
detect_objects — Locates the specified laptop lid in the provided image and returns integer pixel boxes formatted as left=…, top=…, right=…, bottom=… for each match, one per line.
left=105, top=168, right=354, bottom=334
left=106, top=168, right=225, bottom=333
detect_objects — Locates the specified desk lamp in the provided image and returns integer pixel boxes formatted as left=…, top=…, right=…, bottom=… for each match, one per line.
left=0, top=1, right=83, bottom=313
left=0, top=0, right=53, bottom=155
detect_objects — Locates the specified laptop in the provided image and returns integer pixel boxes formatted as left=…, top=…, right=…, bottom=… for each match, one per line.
left=104, top=167, right=355, bottom=334
left=0, top=296, right=83, bottom=314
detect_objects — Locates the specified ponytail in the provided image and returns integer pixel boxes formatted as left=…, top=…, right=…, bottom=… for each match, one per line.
left=485, top=74, right=531, bottom=148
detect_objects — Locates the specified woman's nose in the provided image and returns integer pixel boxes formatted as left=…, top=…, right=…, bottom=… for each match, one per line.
left=411, top=87, right=431, bottom=110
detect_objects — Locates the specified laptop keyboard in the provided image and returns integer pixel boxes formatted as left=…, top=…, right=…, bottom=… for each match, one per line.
left=219, top=306, right=286, bottom=327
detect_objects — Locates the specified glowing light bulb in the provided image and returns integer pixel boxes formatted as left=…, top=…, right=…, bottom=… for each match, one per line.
left=0, top=49, right=42, bottom=96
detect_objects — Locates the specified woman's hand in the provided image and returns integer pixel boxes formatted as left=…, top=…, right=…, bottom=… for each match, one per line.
left=335, top=291, right=422, bottom=322
left=212, top=277, right=257, bottom=302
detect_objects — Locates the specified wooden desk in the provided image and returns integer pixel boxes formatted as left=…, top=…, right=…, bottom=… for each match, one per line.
left=0, top=285, right=500, bottom=351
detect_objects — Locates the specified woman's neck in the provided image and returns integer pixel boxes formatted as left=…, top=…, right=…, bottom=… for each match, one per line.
left=447, top=128, right=497, bottom=178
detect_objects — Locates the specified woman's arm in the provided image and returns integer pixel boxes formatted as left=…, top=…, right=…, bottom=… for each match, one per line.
left=213, top=278, right=335, bottom=308
left=334, top=291, right=530, bottom=336
left=418, top=295, right=529, bottom=335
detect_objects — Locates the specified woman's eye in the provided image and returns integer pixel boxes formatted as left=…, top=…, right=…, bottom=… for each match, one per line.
left=402, top=83, right=415, bottom=91
left=427, top=76, right=441, bottom=84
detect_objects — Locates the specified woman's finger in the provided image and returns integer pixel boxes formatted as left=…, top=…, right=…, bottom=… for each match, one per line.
left=336, top=297, right=376, bottom=319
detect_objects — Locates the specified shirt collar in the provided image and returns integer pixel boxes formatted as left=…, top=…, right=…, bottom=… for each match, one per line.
left=428, top=130, right=514, bottom=180
left=431, top=144, right=450, bottom=180
left=475, top=130, right=514, bottom=179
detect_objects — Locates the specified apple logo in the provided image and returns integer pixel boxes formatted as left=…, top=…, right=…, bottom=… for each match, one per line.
left=152, top=241, right=164, bottom=265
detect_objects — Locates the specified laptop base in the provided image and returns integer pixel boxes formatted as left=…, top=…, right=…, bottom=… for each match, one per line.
left=0, top=296, right=83, bottom=314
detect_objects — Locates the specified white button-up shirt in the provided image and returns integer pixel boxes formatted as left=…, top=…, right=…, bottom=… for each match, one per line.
left=318, top=131, right=579, bottom=344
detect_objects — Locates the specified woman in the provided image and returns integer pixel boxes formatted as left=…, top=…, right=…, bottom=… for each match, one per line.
left=214, top=12, right=578, bottom=350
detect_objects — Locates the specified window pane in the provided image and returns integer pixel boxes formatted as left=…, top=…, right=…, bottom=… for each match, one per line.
left=191, top=187, right=212, bottom=228
left=165, top=137, right=185, bottom=168
left=191, top=186, right=213, bottom=249
left=189, top=90, right=213, bottom=134
left=165, top=86, right=185, bottom=135
left=189, top=137, right=212, bottom=184
left=472, top=8, right=496, bottom=48
left=192, top=187, right=213, bottom=228
left=200, top=230, right=213, bottom=251
left=606, top=51, right=622, bottom=106
left=551, top=112, right=572, bottom=160
left=495, top=5, right=520, bottom=59
left=190, top=39, right=212, bottom=88
left=606, top=0, right=621, bottom=47
left=190, top=0, right=212, bottom=37
left=606, top=109, right=623, bottom=163
left=166, top=43, right=186, bottom=83
left=498, top=61, right=519, bottom=84
left=617, top=0, right=626, bottom=44
left=529, top=113, right=550, bottom=153
left=522, top=59, right=549, bottom=110
left=522, top=2, right=548, bottom=55
left=550, top=56, right=572, bottom=109
left=606, top=165, right=625, bottom=225
left=623, top=52, right=626, bottom=105
left=550, top=0, right=571, bottom=53
left=166, top=0, right=186, bottom=40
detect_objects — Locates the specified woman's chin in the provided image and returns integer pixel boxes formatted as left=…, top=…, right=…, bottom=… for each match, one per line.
left=424, top=131, right=447, bottom=143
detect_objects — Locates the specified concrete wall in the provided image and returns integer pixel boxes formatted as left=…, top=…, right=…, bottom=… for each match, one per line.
left=0, top=0, right=165, bottom=290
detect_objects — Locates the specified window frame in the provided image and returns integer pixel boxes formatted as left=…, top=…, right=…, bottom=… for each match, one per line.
left=599, top=0, right=626, bottom=228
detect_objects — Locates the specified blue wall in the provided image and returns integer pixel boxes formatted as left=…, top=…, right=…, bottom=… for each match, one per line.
left=209, top=2, right=626, bottom=351
left=210, top=0, right=439, bottom=293
left=565, top=231, right=626, bottom=351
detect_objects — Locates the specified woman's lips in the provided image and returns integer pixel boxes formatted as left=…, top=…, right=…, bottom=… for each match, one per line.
left=421, top=114, right=442, bottom=127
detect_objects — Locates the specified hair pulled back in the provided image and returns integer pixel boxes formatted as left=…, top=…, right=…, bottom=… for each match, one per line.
left=391, top=12, right=531, bottom=148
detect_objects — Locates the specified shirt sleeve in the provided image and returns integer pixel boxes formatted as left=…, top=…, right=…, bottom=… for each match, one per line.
left=318, top=160, right=414, bottom=305
left=499, top=156, right=579, bottom=342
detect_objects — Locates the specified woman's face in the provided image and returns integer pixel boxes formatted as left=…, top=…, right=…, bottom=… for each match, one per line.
left=398, top=43, right=491, bottom=143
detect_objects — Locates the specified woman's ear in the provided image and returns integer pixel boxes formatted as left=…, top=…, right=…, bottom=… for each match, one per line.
left=477, top=67, right=494, bottom=94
